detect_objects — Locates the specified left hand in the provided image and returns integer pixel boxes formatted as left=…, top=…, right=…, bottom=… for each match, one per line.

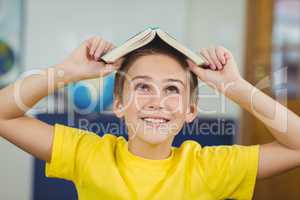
left=187, top=46, right=243, bottom=92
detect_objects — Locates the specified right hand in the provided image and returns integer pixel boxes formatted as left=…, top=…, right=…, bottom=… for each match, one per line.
left=56, top=37, right=123, bottom=83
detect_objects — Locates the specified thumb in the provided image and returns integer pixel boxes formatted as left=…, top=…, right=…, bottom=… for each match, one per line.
left=87, top=62, right=116, bottom=78
left=113, top=57, right=125, bottom=69
left=187, top=59, right=206, bottom=79
left=99, top=64, right=116, bottom=76
left=105, top=64, right=117, bottom=71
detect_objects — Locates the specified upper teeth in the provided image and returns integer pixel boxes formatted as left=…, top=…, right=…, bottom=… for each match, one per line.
left=143, top=118, right=167, bottom=123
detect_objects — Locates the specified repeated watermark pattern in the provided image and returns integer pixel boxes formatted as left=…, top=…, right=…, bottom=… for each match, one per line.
left=15, top=66, right=288, bottom=136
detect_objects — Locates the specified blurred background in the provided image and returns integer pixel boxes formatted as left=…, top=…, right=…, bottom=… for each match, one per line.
left=0, top=0, right=300, bottom=199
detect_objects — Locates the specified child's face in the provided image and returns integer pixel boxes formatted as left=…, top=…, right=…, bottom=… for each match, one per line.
left=113, top=54, right=197, bottom=144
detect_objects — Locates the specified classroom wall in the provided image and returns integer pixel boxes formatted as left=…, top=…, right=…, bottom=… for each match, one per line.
left=187, top=0, right=247, bottom=117
left=0, top=0, right=246, bottom=199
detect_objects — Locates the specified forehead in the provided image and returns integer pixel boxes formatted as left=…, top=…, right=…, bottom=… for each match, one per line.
left=126, top=54, right=188, bottom=82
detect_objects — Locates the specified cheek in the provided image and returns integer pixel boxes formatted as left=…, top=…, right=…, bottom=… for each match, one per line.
left=121, top=88, right=138, bottom=108
left=163, top=95, right=181, bottom=105
left=161, top=94, right=188, bottom=112
left=130, top=92, right=162, bottom=109
left=122, top=86, right=149, bottom=111
left=117, top=92, right=139, bottom=120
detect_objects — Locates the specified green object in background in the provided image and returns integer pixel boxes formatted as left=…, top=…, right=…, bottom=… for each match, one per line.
left=149, top=26, right=160, bottom=30
left=0, top=40, right=15, bottom=76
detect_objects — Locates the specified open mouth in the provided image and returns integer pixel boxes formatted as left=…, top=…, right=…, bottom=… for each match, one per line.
left=140, top=117, right=171, bottom=127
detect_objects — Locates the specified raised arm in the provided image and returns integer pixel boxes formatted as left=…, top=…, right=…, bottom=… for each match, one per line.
left=0, top=37, right=121, bottom=162
left=187, top=46, right=300, bottom=179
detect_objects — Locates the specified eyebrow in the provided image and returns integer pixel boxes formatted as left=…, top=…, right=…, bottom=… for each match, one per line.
left=131, top=75, right=185, bottom=86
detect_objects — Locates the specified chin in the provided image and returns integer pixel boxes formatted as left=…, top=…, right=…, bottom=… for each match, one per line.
left=138, top=130, right=172, bottom=145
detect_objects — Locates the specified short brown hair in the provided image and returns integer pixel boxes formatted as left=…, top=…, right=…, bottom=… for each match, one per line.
left=114, top=37, right=199, bottom=104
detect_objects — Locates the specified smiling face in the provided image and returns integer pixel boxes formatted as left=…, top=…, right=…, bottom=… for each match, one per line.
left=113, top=53, right=198, bottom=145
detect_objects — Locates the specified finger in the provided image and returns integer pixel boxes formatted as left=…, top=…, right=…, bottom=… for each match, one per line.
left=187, top=59, right=205, bottom=79
left=112, top=57, right=125, bottom=69
left=186, top=58, right=198, bottom=68
left=103, top=43, right=111, bottom=53
left=215, top=47, right=226, bottom=66
left=85, top=39, right=93, bottom=50
left=208, top=47, right=223, bottom=70
left=96, top=43, right=115, bottom=62
left=107, top=43, right=115, bottom=52
left=225, top=52, right=232, bottom=60
left=200, top=48, right=216, bottom=70
left=198, top=53, right=210, bottom=66
left=77, top=39, right=92, bottom=58
left=99, top=64, right=118, bottom=77
left=94, top=40, right=107, bottom=60
left=104, top=42, right=114, bottom=53
left=89, top=37, right=101, bottom=56
left=221, top=46, right=233, bottom=58
left=103, top=64, right=116, bottom=72
left=200, top=48, right=217, bottom=70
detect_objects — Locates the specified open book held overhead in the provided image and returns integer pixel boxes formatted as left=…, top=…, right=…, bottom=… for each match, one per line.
left=100, top=27, right=205, bottom=65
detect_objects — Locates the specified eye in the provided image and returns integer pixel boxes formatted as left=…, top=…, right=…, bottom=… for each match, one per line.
left=165, top=85, right=179, bottom=94
left=135, top=83, right=151, bottom=93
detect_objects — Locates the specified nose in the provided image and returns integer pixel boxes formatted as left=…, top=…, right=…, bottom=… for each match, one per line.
left=144, top=93, right=164, bottom=111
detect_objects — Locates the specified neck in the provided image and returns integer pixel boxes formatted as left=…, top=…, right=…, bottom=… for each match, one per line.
left=128, top=135, right=174, bottom=160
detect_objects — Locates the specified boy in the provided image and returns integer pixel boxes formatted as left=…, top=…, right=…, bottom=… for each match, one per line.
left=0, top=36, right=300, bottom=200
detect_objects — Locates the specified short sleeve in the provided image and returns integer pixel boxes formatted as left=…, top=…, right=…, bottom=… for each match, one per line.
left=45, top=123, right=101, bottom=182
left=197, top=144, right=260, bottom=200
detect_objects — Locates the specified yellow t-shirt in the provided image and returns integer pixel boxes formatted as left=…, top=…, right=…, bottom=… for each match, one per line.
left=46, top=124, right=259, bottom=200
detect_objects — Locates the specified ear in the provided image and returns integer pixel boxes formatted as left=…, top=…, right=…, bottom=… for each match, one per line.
left=185, top=103, right=198, bottom=123
left=112, top=97, right=125, bottom=118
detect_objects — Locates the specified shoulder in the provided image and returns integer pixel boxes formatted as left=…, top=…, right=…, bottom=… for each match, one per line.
left=53, top=123, right=121, bottom=148
left=201, top=144, right=259, bottom=155
left=177, top=140, right=259, bottom=164
left=198, top=144, right=259, bottom=162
